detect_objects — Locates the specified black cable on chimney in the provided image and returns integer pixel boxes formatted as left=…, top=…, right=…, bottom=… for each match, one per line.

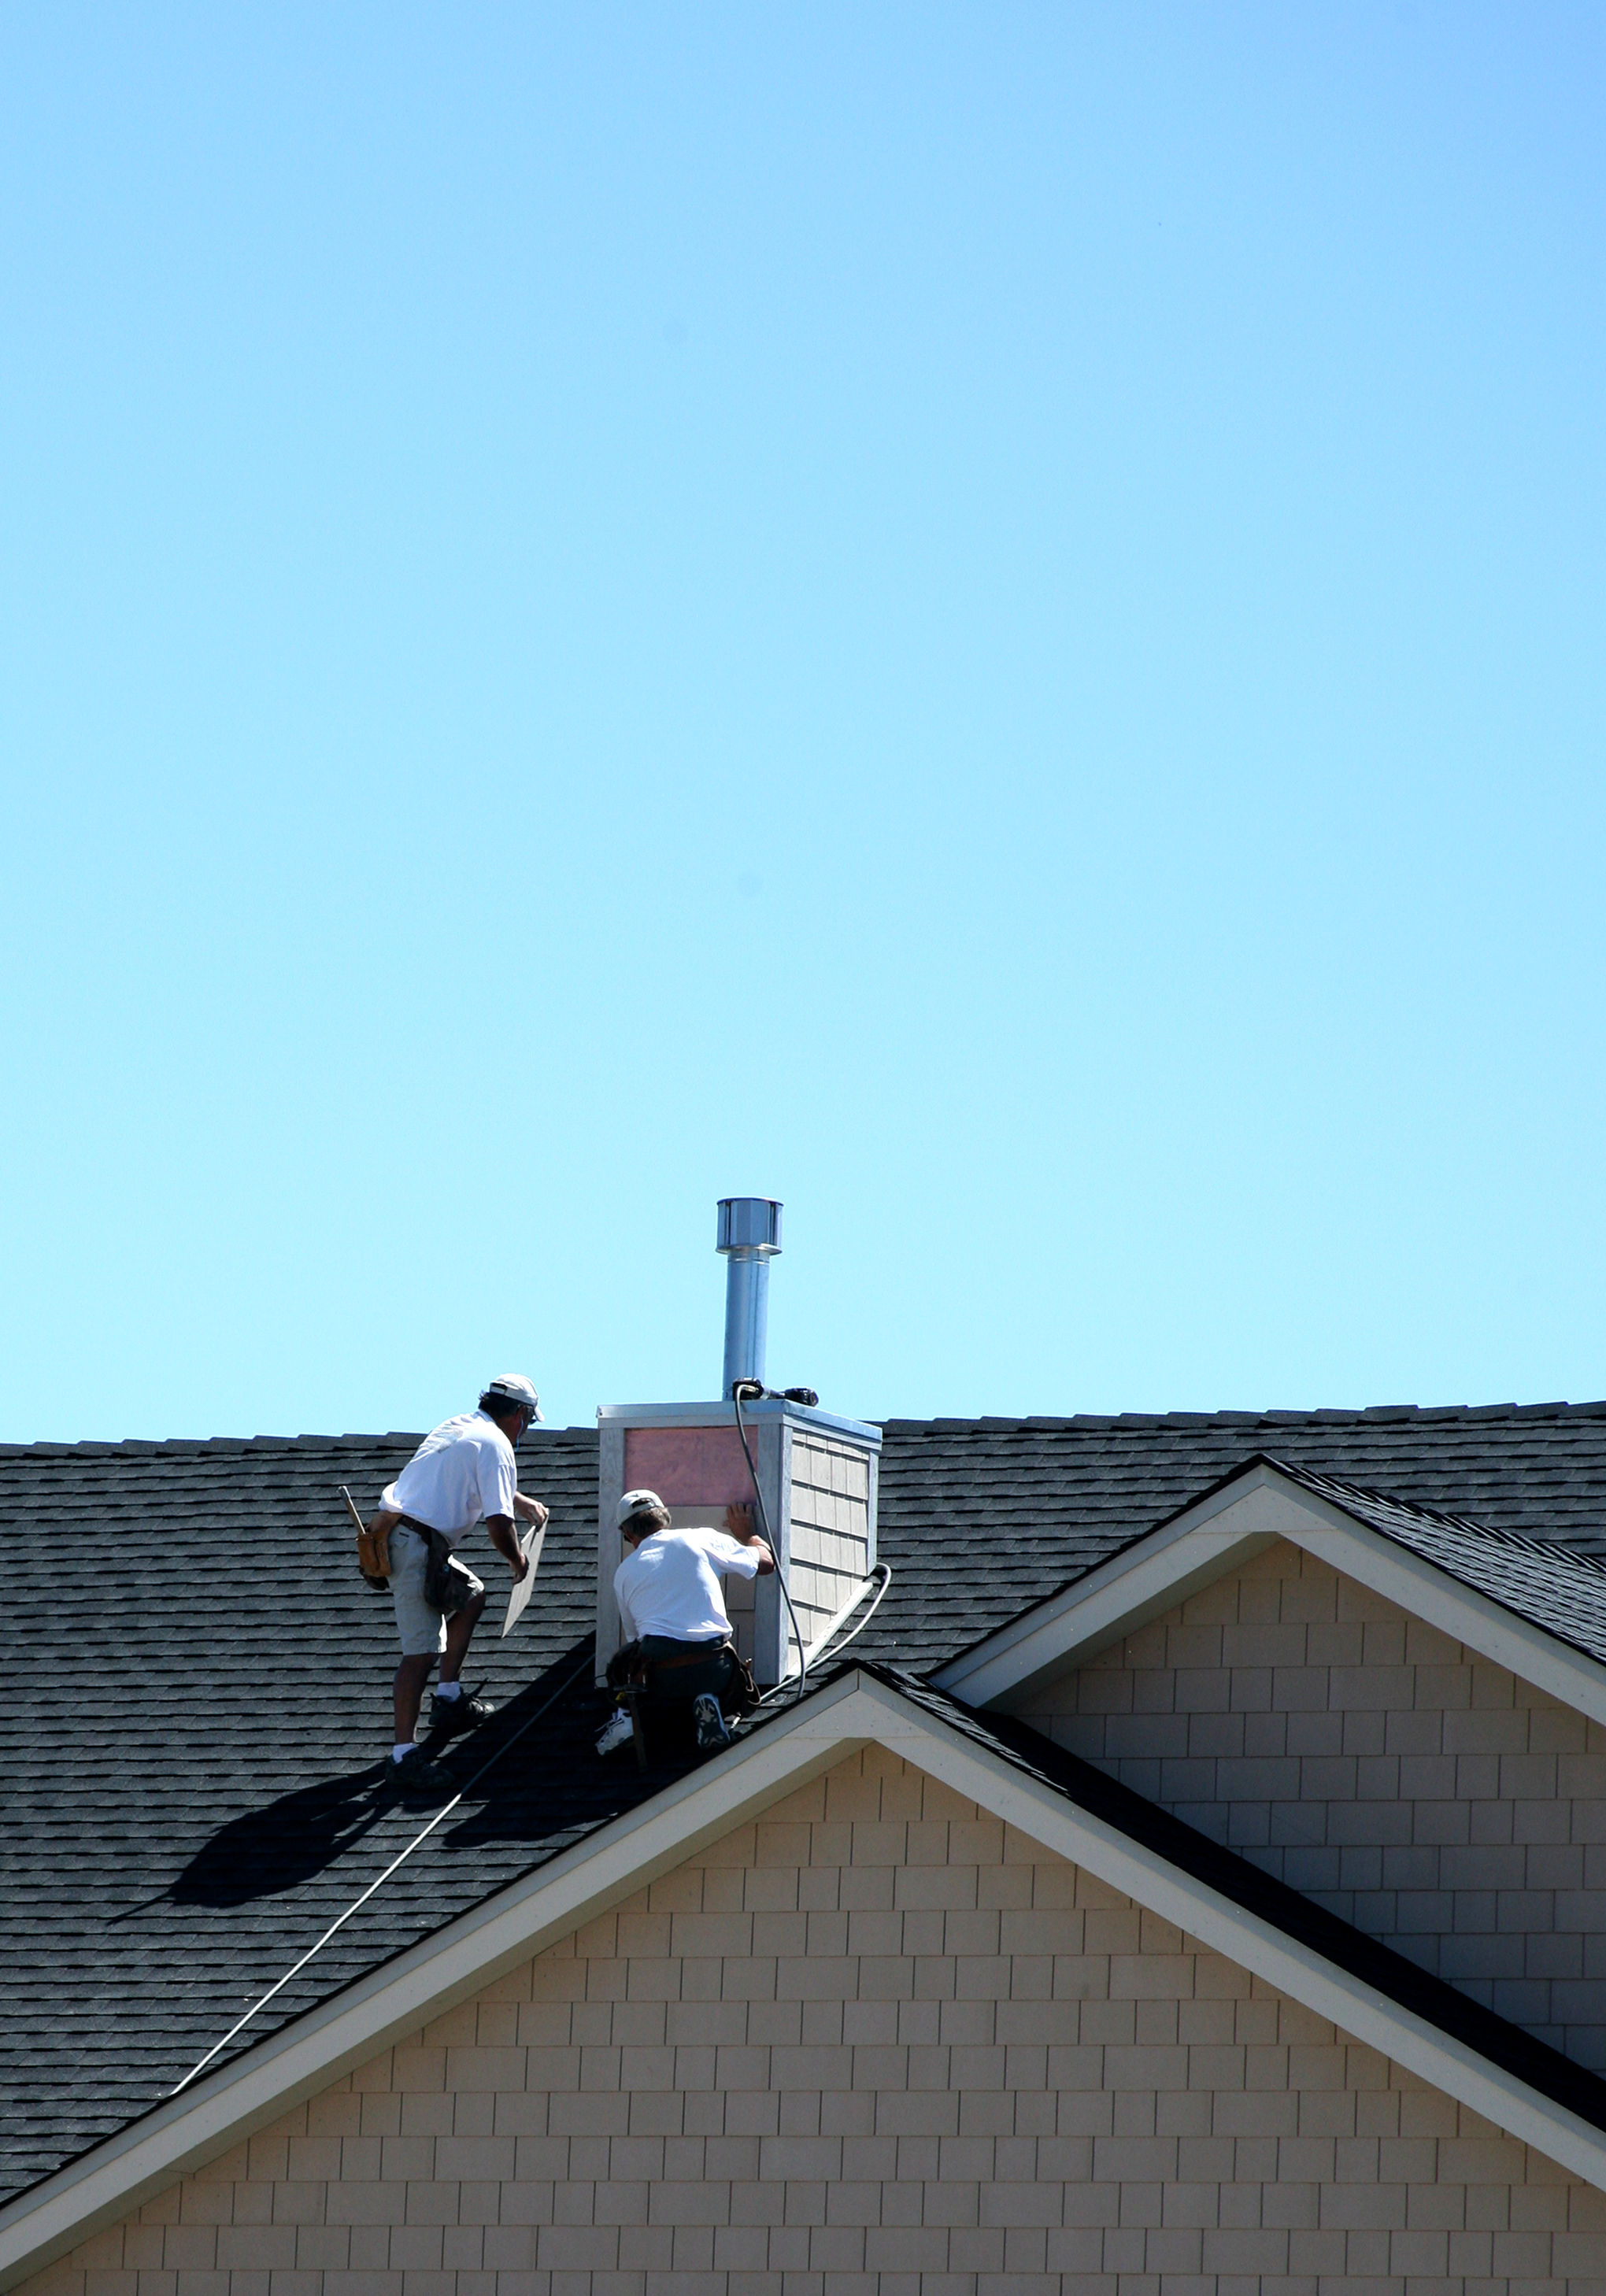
left=731, top=1381, right=809, bottom=1705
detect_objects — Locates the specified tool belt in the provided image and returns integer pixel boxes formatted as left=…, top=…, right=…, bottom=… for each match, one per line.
left=609, top=1636, right=759, bottom=1714
left=649, top=1640, right=729, bottom=1671
left=398, top=1516, right=479, bottom=1616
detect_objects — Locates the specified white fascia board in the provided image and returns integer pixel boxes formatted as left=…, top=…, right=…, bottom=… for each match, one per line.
left=8, top=1666, right=1606, bottom=2290
left=934, top=1465, right=1606, bottom=1728
left=933, top=1464, right=1288, bottom=1706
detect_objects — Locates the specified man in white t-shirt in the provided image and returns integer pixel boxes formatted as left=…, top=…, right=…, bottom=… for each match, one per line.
left=601, top=1486, right=774, bottom=1754
left=365, top=1374, right=550, bottom=1791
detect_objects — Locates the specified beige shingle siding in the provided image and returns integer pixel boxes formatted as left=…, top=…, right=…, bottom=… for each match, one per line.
left=787, top=1438, right=873, bottom=1649
left=20, top=1748, right=1606, bottom=2296
left=1023, top=1536, right=1606, bottom=2073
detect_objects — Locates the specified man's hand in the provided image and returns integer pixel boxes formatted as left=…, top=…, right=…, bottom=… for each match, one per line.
left=487, top=1512, right=531, bottom=1579
left=515, top=1493, right=549, bottom=1529
left=723, top=1503, right=774, bottom=1574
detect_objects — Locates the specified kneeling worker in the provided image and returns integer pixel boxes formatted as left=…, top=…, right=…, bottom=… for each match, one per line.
left=601, top=1488, right=774, bottom=1754
left=368, top=1374, right=550, bottom=1788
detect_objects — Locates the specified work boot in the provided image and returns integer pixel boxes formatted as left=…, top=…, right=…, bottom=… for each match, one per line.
left=390, top=1746, right=440, bottom=1799
left=429, top=1688, right=494, bottom=1740
left=693, top=1693, right=731, bottom=1751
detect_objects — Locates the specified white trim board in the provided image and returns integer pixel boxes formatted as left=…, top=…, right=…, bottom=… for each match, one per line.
left=596, top=1399, right=881, bottom=1447
left=931, top=1459, right=1606, bottom=1725
left=6, top=1667, right=1606, bottom=2290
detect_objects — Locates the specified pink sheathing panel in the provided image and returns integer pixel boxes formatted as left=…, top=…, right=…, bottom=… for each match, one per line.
left=624, top=1425, right=756, bottom=1504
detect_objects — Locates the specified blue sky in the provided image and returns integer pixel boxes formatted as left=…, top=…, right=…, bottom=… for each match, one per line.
left=2, top=5, right=1603, bottom=1442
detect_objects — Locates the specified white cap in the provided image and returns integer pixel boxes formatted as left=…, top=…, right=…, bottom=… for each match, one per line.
left=616, top=1488, right=664, bottom=1529
left=483, top=1373, right=542, bottom=1422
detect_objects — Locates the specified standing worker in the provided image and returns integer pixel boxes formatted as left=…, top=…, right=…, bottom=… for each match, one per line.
left=366, top=1375, right=550, bottom=1791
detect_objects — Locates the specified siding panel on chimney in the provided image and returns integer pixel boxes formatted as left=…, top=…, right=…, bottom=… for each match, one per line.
left=787, top=1437, right=873, bottom=1651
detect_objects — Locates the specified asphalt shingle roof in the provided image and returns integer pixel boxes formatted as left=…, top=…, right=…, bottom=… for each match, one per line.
left=0, top=1430, right=632, bottom=2202
left=8, top=1400, right=1606, bottom=2206
left=857, top=1402, right=1606, bottom=1673
left=1261, top=1455, right=1606, bottom=1672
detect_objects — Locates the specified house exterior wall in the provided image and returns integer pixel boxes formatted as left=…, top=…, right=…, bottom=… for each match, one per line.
left=20, top=1747, right=1606, bottom=2296
left=1019, top=1537, right=1606, bottom=2072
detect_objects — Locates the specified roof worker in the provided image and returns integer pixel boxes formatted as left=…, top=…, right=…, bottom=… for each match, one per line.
left=598, top=1488, right=774, bottom=1758
left=366, top=1375, right=550, bottom=1794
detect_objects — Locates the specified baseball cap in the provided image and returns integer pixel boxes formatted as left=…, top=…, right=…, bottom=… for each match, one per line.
left=483, top=1374, right=542, bottom=1422
left=616, top=1488, right=665, bottom=1529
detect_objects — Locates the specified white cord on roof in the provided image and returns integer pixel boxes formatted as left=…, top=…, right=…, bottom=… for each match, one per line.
left=757, top=1562, right=892, bottom=1703
left=169, top=1650, right=595, bottom=2097
left=172, top=1532, right=892, bottom=2092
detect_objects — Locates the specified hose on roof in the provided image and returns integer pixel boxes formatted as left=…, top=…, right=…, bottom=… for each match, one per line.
left=805, top=1559, right=892, bottom=1667
left=169, top=1647, right=595, bottom=2098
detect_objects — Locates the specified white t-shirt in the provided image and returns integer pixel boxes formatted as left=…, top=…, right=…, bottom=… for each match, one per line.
left=614, top=1526, right=762, bottom=1643
left=381, top=1411, right=518, bottom=1547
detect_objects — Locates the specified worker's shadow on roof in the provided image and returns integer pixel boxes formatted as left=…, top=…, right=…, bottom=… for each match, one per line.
left=155, top=1638, right=607, bottom=1909
left=165, top=1763, right=398, bottom=1908
left=439, top=1686, right=720, bottom=1855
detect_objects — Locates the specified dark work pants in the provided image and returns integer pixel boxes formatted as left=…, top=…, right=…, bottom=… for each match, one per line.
left=638, top=1635, right=738, bottom=1753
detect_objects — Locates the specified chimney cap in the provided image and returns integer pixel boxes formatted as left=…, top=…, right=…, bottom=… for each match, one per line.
left=717, top=1197, right=783, bottom=1255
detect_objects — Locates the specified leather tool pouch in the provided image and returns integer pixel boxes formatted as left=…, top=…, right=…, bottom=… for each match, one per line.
left=356, top=1520, right=391, bottom=1592
left=420, top=1527, right=476, bottom=1617
left=607, top=1638, right=644, bottom=1691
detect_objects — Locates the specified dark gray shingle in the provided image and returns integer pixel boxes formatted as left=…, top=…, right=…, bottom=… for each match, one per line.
left=7, top=1400, right=1606, bottom=2203
left=1261, top=1455, right=1606, bottom=1671
left=854, top=1402, right=1606, bottom=1673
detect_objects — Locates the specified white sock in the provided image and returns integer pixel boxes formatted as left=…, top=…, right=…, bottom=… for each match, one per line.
left=392, top=1743, right=416, bottom=1762
left=436, top=1680, right=462, bottom=1700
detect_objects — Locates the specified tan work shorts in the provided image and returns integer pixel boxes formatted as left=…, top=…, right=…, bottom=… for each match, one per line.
left=389, top=1524, right=485, bottom=1658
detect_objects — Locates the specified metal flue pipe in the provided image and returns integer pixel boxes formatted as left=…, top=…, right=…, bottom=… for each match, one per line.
left=716, top=1196, right=783, bottom=1398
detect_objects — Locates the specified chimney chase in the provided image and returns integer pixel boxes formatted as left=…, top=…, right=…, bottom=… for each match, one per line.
left=594, top=1198, right=880, bottom=1686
